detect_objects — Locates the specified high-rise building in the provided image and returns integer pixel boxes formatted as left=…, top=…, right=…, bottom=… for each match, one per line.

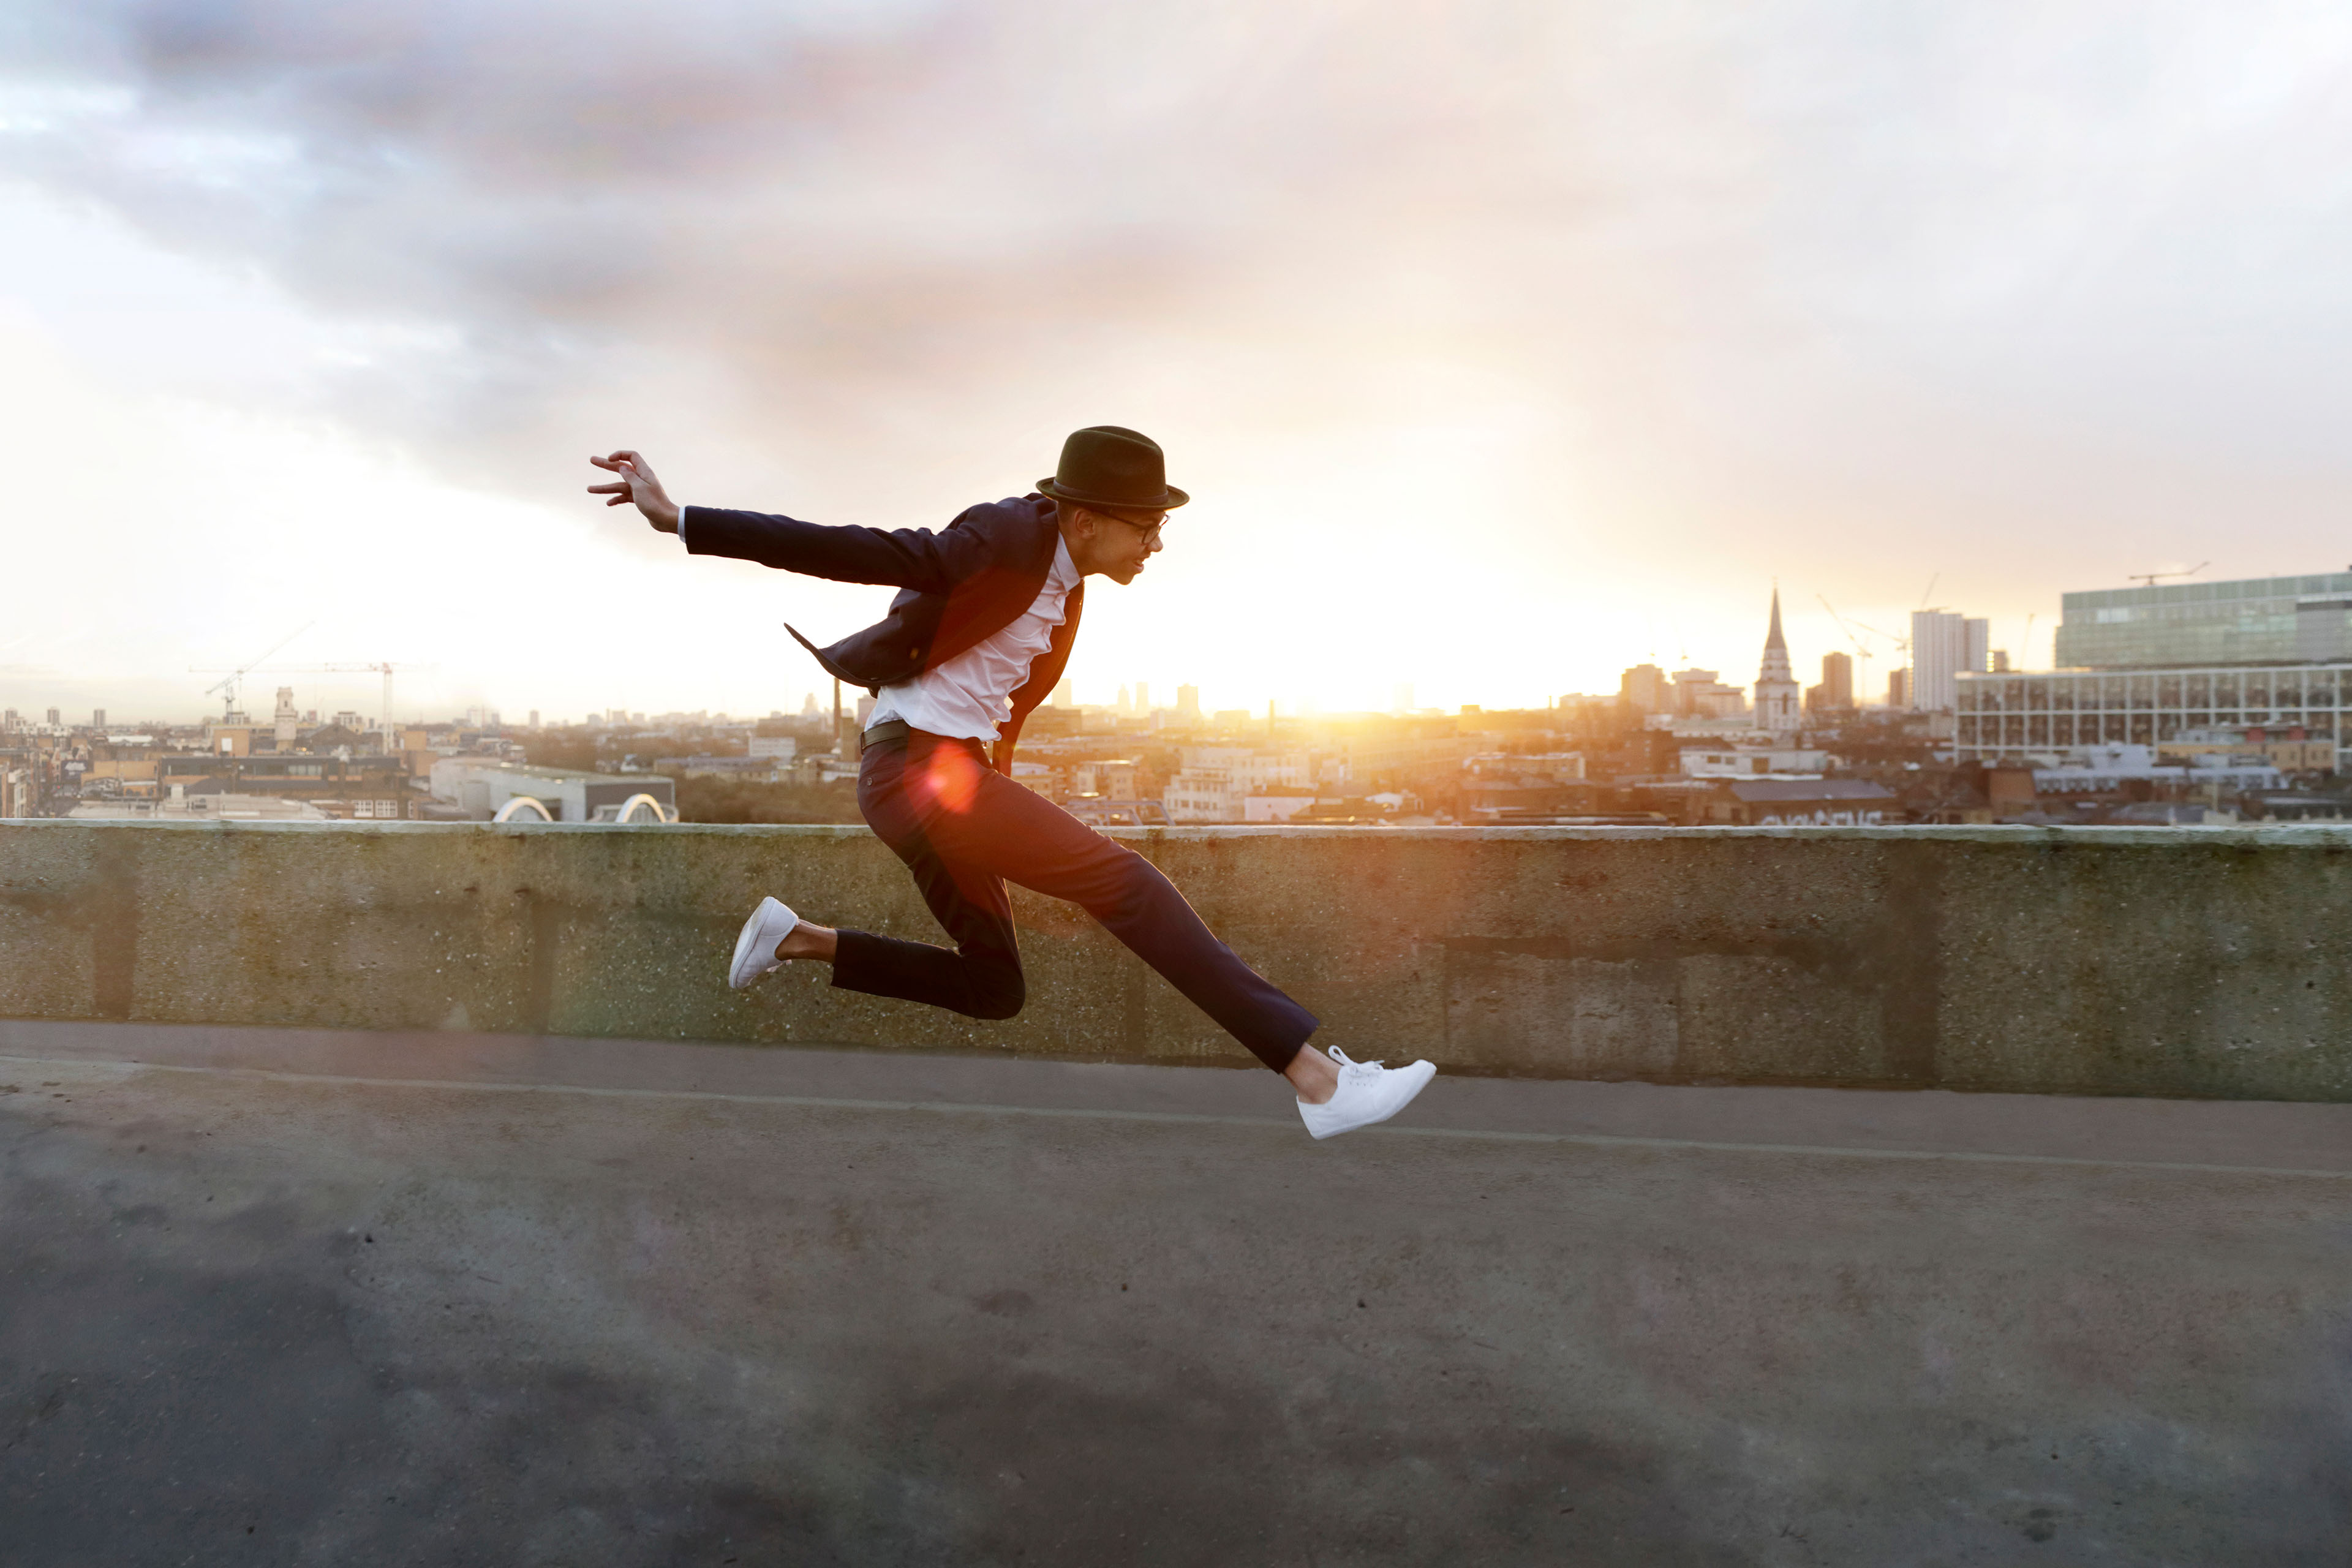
left=45, top=708, right=60, bottom=727
left=1117, top=684, right=1132, bottom=715
left=91, top=709, right=106, bottom=731
left=528, top=709, right=540, bottom=729
left=1887, top=668, right=1910, bottom=709
left=1752, top=590, right=1801, bottom=734
left=1619, top=663, right=1668, bottom=714
left=1910, top=611, right=1989, bottom=711
left=2055, top=571, right=2352, bottom=668
left=1053, top=679, right=1076, bottom=708
left=1176, top=684, right=1200, bottom=718
left=1809, top=652, right=1853, bottom=712
left=1393, top=682, right=1414, bottom=715
left=1134, top=682, right=1150, bottom=714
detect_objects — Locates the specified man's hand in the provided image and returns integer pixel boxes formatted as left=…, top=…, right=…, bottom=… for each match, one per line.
left=588, top=450, right=683, bottom=534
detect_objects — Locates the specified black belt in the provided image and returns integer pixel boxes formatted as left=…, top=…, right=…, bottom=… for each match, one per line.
left=860, top=719, right=987, bottom=754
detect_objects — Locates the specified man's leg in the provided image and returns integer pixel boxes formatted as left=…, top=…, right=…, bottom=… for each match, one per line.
left=820, top=735, right=1027, bottom=1020
left=881, top=737, right=1317, bottom=1073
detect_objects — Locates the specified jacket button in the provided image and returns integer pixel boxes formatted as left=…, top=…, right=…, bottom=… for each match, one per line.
left=908, top=646, right=920, bottom=658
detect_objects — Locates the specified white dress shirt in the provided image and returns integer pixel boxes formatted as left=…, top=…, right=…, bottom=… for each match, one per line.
left=868, top=535, right=1080, bottom=742
left=680, top=513, right=1079, bottom=744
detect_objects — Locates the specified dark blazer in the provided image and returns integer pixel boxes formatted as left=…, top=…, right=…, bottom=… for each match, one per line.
left=680, top=494, right=1083, bottom=773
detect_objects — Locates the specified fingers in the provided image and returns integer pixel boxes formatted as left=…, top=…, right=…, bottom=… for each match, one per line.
left=586, top=481, right=628, bottom=494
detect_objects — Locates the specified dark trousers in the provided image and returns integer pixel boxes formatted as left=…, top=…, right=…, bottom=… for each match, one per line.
left=829, top=731, right=1317, bottom=1072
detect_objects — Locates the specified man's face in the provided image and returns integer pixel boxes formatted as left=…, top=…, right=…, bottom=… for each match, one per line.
left=1074, top=505, right=1167, bottom=584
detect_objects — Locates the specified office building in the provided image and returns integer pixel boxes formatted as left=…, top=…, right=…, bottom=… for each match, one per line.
left=2054, top=572, right=2352, bottom=668
left=1910, top=611, right=1989, bottom=712
left=1177, top=684, right=1200, bottom=720
left=1956, top=665, right=2352, bottom=766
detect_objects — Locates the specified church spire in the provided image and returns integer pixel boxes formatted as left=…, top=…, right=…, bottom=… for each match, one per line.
left=1754, top=584, right=1800, bottom=733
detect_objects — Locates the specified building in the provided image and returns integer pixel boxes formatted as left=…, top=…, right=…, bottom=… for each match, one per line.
left=1241, top=786, right=1320, bottom=823
left=1888, top=668, right=1910, bottom=709
left=1668, top=668, right=1748, bottom=720
left=1955, top=666, right=2352, bottom=767
left=155, top=749, right=412, bottom=818
left=1175, top=684, right=1201, bottom=720
left=2054, top=571, right=2352, bottom=668
left=1619, top=663, right=1668, bottom=714
left=1807, top=651, right=1854, bottom=714
left=427, top=760, right=677, bottom=822
left=1910, top=611, right=1989, bottom=712
left=1752, top=590, right=1800, bottom=734
left=1698, top=778, right=1897, bottom=827
left=68, top=793, right=330, bottom=822
left=1164, top=769, right=1243, bottom=822
left=1679, top=745, right=1831, bottom=778
left=2024, top=744, right=2283, bottom=799
left=2157, top=727, right=2334, bottom=772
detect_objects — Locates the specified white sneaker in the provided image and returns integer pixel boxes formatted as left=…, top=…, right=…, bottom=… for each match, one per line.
left=1297, top=1048, right=1438, bottom=1140
left=728, top=895, right=802, bottom=990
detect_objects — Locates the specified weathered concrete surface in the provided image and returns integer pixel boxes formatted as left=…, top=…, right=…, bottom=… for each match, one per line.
left=9, top=819, right=2352, bottom=1098
left=2, top=1020, right=2347, bottom=1566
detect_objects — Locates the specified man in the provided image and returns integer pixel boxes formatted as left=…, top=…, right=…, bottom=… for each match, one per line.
left=589, top=426, right=1434, bottom=1139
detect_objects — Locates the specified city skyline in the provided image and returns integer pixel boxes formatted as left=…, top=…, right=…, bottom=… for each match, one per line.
left=10, top=6, right=2352, bottom=722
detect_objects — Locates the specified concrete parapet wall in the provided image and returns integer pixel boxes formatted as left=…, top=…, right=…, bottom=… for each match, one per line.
left=4, top=819, right=2351, bottom=1101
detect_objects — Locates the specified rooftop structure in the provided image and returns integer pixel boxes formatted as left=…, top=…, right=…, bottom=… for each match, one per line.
left=427, top=759, right=677, bottom=823
left=2055, top=571, right=2352, bottom=669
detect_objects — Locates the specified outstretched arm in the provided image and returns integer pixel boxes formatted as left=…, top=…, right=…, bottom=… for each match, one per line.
left=587, top=450, right=681, bottom=532
left=588, top=448, right=997, bottom=590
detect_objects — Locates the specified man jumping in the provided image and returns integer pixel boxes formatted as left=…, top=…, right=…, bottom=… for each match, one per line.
left=588, top=426, right=1434, bottom=1139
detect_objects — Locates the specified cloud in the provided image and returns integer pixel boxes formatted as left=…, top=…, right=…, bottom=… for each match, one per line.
left=7, top=1, right=2352, bottom=706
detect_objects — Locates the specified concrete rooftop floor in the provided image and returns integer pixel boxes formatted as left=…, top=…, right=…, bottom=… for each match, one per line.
left=3, top=1019, right=2348, bottom=1565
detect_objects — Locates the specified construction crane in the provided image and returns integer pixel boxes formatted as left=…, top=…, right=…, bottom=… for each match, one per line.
left=2127, top=561, right=2207, bottom=588
left=188, top=656, right=432, bottom=736
left=1815, top=595, right=1880, bottom=682
left=263, top=663, right=434, bottom=737
left=190, top=622, right=314, bottom=720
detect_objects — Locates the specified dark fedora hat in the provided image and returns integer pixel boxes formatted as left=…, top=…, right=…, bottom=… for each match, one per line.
left=1037, top=426, right=1189, bottom=511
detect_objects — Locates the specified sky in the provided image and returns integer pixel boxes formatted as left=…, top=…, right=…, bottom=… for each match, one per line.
left=7, top=0, right=2352, bottom=725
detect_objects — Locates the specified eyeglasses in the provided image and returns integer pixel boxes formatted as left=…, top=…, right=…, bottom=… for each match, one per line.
left=1103, top=510, right=1168, bottom=545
